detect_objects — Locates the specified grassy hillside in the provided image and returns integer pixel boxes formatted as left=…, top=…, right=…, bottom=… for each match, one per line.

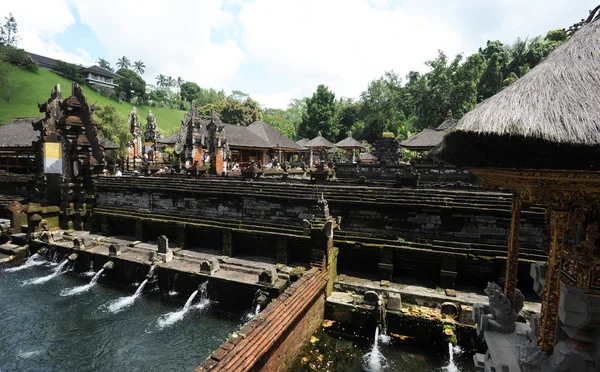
left=0, top=68, right=186, bottom=133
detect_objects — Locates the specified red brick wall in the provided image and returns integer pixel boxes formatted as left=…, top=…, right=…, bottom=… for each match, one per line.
left=254, top=292, right=324, bottom=372
left=195, top=269, right=328, bottom=372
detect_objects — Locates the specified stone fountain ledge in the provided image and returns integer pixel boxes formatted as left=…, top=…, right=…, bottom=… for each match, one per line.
left=332, top=274, right=541, bottom=322
left=28, top=230, right=292, bottom=292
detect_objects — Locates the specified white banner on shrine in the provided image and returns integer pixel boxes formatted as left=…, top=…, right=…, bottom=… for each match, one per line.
left=44, top=142, right=63, bottom=174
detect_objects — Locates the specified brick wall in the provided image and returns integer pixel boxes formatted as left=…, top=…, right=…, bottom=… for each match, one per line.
left=195, top=268, right=328, bottom=372
left=255, top=292, right=324, bottom=371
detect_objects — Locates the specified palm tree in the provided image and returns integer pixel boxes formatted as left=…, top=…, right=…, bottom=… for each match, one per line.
left=167, top=76, right=176, bottom=89
left=116, top=56, right=131, bottom=70
left=133, top=60, right=146, bottom=75
left=155, top=74, right=166, bottom=87
left=176, top=77, right=184, bottom=95
left=96, top=58, right=112, bottom=71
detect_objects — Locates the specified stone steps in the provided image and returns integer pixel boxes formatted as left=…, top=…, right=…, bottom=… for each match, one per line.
left=96, top=177, right=546, bottom=215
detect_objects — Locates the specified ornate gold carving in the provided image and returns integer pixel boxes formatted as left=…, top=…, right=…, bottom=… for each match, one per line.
left=504, top=192, right=522, bottom=303
left=538, top=210, right=569, bottom=354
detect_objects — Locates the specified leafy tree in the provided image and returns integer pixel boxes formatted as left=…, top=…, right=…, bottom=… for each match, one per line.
left=336, top=98, right=360, bottom=141
left=96, top=58, right=112, bottom=71
left=133, top=60, right=145, bottom=74
left=116, top=56, right=130, bottom=70
left=115, top=68, right=146, bottom=102
left=0, top=13, right=19, bottom=47
left=94, top=104, right=130, bottom=160
left=479, top=52, right=504, bottom=99
left=194, top=87, right=226, bottom=106
left=180, top=81, right=201, bottom=103
left=359, top=71, right=405, bottom=141
left=263, top=107, right=296, bottom=139
left=231, top=90, right=249, bottom=101
left=54, top=60, right=85, bottom=84
left=297, top=84, right=338, bottom=141
left=218, top=96, right=262, bottom=125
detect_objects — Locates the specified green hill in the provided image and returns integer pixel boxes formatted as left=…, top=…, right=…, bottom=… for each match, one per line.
left=0, top=68, right=186, bottom=133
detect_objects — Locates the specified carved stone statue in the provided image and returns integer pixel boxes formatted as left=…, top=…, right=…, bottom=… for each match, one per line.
left=474, top=282, right=524, bottom=335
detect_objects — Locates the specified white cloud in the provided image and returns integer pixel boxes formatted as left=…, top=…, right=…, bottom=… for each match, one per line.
left=0, top=1, right=93, bottom=65
left=237, top=0, right=592, bottom=108
left=68, top=0, right=245, bottom=89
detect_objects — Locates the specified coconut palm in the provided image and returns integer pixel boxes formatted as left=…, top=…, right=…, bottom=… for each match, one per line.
left=116, top=56, right=131, bottom=70
left=96, top=58, right=112, bottom=71
left=166, top=76, right=176, bottom=89
left=133, top=60, right=146, bottom=74
left=156, top=74, right=166, bottom=87
left=176, top=76, right=184, bottom=95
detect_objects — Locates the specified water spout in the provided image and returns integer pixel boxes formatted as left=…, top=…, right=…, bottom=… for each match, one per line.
left=105, top=279, right=148, bottom=313
left=443, top=343, right=462, bottom=372
left=61, top=269, right=105, bottom=296
left=22, top=259, right=69, bottom=285
left=68, top=253, right=78, bottom=262
left=4, top=253, right=45, bottom=272
left=363, top=326, right=386, bottom=372
left=157, top=282, right=209, bottom=329
left=146, top=264, right=157, bottom=279
left=103, top=261, right=114, bottom=270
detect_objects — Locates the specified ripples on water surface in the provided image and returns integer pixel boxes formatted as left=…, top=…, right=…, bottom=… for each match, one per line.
left=0, top=261, right=240, bottom=371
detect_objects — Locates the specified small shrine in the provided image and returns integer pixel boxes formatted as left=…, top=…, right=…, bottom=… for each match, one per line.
left=373, top=132, right=402, bottom=164
left=437, top=7, right=600, bottom=371
left=32, top=82, right=106, bottom=230
left=335, top=133, right=364, bottom=163
left=144, top=110, right=162, bottom=161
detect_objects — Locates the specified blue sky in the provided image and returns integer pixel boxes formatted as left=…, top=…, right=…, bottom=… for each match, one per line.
left=1, top=0, right=597, bottom=108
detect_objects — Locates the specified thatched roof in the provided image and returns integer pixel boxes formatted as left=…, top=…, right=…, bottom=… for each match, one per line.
left=296, top=138, right=310, bottom=147
left=335, top=135, right=364, bottom=149
left=247, top=121, right=305, bottom=150
left=0, top=116, right=117, bottom=150
left=159, top=119, right=274, bottom=149
left=0, top=117, right=41, bottom=147
left=401, top=112, right=456, bottom=151
left=359, top=152, right=377, bottom=161
left=305, top=132, right=335, bottom=149
left=437, top=13, right=600, bottom=170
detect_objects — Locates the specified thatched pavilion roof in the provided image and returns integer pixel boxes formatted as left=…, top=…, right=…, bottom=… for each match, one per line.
left=437, top=11, right=600, bottom=170
left=401, top=112, right=456, bottom=151
left=335, top=134, right=364, bottom=149
left=305, top=132, right=335, bottom=149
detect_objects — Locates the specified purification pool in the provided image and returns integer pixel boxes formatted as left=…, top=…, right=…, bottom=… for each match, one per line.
left=0, top=257, right=241, bottom=372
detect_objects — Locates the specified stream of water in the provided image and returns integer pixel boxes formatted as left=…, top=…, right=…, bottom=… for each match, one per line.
left=0, top=260, right=239, bottom=371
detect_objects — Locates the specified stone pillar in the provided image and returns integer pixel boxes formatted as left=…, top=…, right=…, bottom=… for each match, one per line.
left=504, top=192, right=523, bottom=303
left=440, top=256, right=457, bottom=289
left=276, top=237, right=289, bottom=264
left=378, top=247, right=394, bottom=282
left=222, top=229, right=233, bottom=257
left=176, top=223, right=187, bottom=249
left=157, top=235, right=173, bottom=263
left=215, top=148, right=224, bottom=175
left=538, top=210, right=569, bottom=354
left=101, top=215, right=110, bottom=237
left=8, top=201, right=25, bottom=232
left=135, top=219, right=144, bottom=242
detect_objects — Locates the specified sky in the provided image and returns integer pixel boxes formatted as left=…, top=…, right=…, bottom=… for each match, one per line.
left=1, top=0, right=598, bottom=109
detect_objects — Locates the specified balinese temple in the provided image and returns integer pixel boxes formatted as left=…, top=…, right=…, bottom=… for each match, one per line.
left=358, top=152, right=377, bottom=164
left=0, top=117, right=117, bottom=174
left=400, top=111, right=456, bottom=155
left=436, top=7, right=600, bottom=372
left=160, top=118, right=303, bottom=169
left=335, top=134, right=365, bottom=163
left=247, top=121, right=306, bottom=161
left=304, top=132, right=335, bottom=165
left=32, top=83, right=108, bottom=230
